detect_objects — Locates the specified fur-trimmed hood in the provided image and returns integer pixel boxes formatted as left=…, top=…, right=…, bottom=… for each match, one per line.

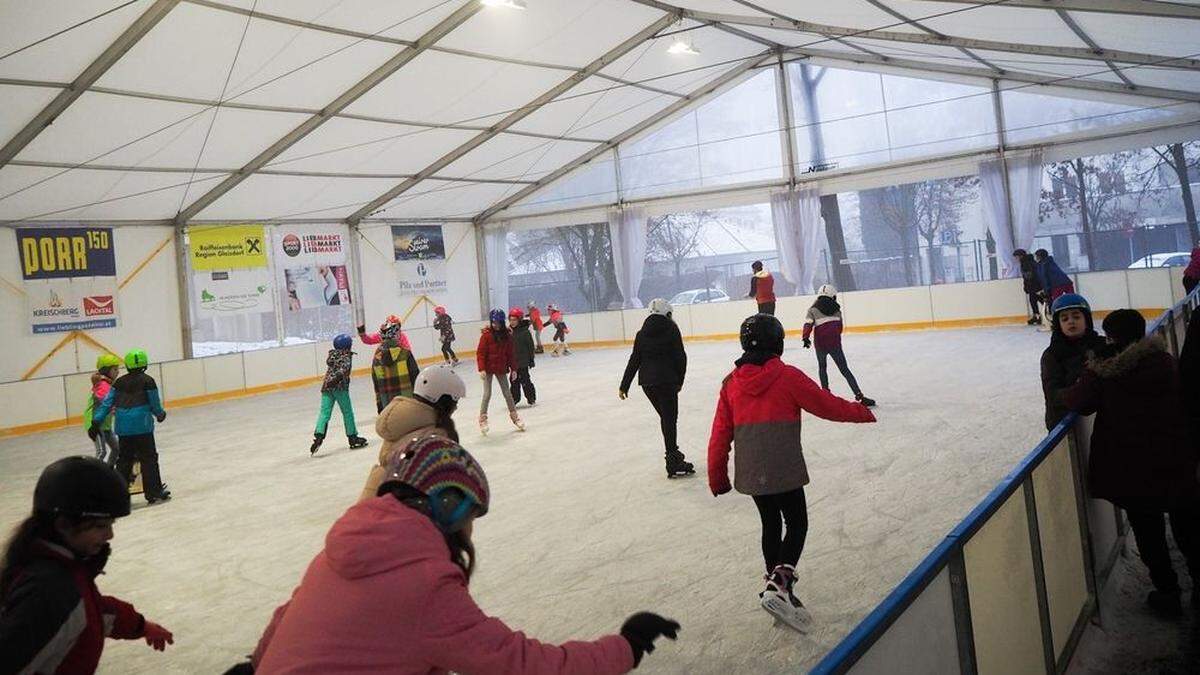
left=1085, top=335, right=1167, bottom=379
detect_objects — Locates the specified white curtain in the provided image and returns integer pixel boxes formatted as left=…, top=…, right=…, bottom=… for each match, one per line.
left=981, top=149, right=1045, bottom=279
left=770, top=188, right=823, bottom=294
left=483, top=224, right=509, bottom=312
left=608, top=206, right=647, bottom=308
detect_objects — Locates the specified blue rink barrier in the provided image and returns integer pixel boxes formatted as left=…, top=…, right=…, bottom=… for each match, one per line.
left=812, top=288, right=1197, bottom=675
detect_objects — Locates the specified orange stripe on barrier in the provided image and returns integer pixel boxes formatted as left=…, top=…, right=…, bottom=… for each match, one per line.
left=118, top=233, right=173, bottom=290
left=21, top=331, right=79, bottom=381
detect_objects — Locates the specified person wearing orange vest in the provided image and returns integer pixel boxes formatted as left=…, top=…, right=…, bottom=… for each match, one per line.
left=748, top=261, right=776, bottom=315
left=527, top=300, right=545, bottom=354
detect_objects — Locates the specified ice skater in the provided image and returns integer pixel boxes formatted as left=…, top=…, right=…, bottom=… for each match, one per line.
left=476, top=309, right=525, bottom=434
left=547, top=303, right=570, bottom=356
left=0, top=457, right=174, bottom=673
left=528, top=300, right=545, bottom=354
left=708, top=314, right=876, bottom=632
left=619, top=298, right=694, bottom=478
left=245, top=436, right=679, bottom=673
left=1039, top=293, right=1104, bottom=431
left=89, top=349, right=171, bottom=505
left=432, top=306, right=459, bottom=366
left=802, top=285, right=876, bottom=407
left=747, top=260, right=776, bottom=315
left=310, top=334, right=368, bottom=455
left=508, top=307, right=537, bottom=406
left=370, top=320, right=421, bottom=413
left=1012, top=249, right=1043, bottom=326
left=358, top=314, right=413, bottom=352
left=85, top=354, right=122, bottom=467
left=1034, top=248, right=1074, bottom=305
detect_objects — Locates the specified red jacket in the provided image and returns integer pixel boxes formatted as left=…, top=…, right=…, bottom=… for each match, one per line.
left=476, top=328, right=516, bottom=375
left=1185, top=247, right=1200, bottom=281
left=708, top=357, right=875, bottom=496
left=0, top=541, right=146, bottom=675
left=751, top=271, right=775, bottom=304
left=529, top=307, right=544, bottom=331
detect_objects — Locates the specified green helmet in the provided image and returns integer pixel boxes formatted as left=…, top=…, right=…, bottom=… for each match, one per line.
left=96, top=353, right=122, bottom=371
left=124, top=349, right=149, bottom=370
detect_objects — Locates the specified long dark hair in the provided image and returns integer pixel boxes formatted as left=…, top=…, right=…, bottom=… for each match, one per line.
left=383, top=485, right=476, bottom=580
left=814, top=295, right=841, bottom=315
left=414, top=394, right=460, bottom=443
left=1, top=512, right=57, bottom=594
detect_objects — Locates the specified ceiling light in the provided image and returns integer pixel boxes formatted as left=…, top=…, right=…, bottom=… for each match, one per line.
left=482, top=0, right=527, bottom=9
left=667, top=38, right=700, bottom=55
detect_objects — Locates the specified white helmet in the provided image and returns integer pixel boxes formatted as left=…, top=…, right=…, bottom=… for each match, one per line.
left=414, top=365, right=466, bottom=403
left=817, top=284, right=837, bottom=298
left=648, top=298, right=672, bottom=316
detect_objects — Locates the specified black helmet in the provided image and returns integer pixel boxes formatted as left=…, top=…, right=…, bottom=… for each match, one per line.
left=740, top=313, right=785, bottom=355
left=34, top=456, right=130, bottom=519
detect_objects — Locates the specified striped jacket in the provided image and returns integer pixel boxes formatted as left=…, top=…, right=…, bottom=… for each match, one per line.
left=0, top=540, right=146, bottom=674
left=371, top=340, right=420, bottom=413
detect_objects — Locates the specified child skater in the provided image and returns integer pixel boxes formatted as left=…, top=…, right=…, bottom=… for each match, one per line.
left=619, top=298, right=693, bottom=478
left=310, top=334, right=369, bottom=455
left=708, top=314, right=876, bottom=632
left=358, top=314, right=414, bottom=352
left=508, top=307, right=537, bottom=406
left=85, top=354, right=122, bottom=467
left=802, top=285, right=876, bottom=407
left=528, top=300, right=545, bottom=354
left=246, top=435, right=679, bottom=674
left=432, top=306, right=459, bottom=366
left=0, top=456, right=174, bottom=673
left=89, top=349, right=171, bottom=505
left=371, top=320, right=421, bottom=414
left=547, top=303, right=570, bottom=356
left=476, top=309, right=524, bottom=435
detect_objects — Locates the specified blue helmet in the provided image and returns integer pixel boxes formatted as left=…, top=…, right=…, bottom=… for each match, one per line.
left=1050, top=293, right=1090, bottom=316
left=489, top=309, right=506, bottom=325
left=333, top=333, right=353, bottom=350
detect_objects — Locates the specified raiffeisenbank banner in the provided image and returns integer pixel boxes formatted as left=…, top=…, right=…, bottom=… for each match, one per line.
left=17, top=226, right=120, bottom=334
left=188, top=225, right=274, bottom=318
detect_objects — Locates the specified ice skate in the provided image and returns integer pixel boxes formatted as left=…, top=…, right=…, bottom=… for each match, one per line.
left=510, top=411, right=526, bottom=432
left=665, top=450, right=695, bottom=479
left=1026, top=317, right=1040, bottom=325
left=855, top=393, right=876, bottom=408
left=479, top=413, right=489, bottom=436
left=348, top=435, right=369, bottom=449
left=310, top=433, right=324, bottom=455
left=760, top=565, right=813, bottom=633
left=147, top=486, right=172, bottom=505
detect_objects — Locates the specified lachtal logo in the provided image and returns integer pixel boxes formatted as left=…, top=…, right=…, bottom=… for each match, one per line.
left=49, top=290, right=63, bottom=308
left=281, top=234, right=302, bottom=257
left=83, top=295, right=115, bottom=316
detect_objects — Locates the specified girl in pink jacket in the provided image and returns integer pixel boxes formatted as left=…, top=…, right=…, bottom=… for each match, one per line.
left=249, top=436, right=679, bottom=674
left=358, top=314, right=413, bottom=352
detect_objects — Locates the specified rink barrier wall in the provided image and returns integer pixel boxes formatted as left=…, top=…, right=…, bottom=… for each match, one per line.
left=0, top=268, right=1185, bottom=438
left=811, top=287, right=1199, bottom=675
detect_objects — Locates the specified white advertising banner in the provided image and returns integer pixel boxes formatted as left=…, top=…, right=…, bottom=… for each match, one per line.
left=26, top=277, right=119, bottom=334
left=192, top=268, right=274, bottom=318
left=274, top=225, right=353, bottom=311
left=392, top=224, right=448, bottom=297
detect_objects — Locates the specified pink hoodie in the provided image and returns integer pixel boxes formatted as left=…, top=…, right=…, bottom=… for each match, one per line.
left=361, top=330, right=413, bottom=351
left=253, top=497, right=634, bottom=675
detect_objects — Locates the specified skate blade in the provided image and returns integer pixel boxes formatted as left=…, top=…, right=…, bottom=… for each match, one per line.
left=761, top=596, right=812, bottom=634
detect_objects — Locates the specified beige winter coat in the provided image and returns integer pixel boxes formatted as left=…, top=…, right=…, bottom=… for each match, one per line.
left=358, top=396, right=452, bottom=502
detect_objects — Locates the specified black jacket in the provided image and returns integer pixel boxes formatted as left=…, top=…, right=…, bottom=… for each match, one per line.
left=1040, top=327, right=1105, bottom=431
left=512, top=319, right=536, bottom=369
left=1017, top=253, right=1041, bottom=294
left=621, top=314, right=687, bottom=391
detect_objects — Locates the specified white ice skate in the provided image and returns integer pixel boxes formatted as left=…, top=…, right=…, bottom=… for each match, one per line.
left=760, top=566, right=813, bottom=634
left=510, top=411, right=526, bottom=432
left=479, top=413, right=489, bottom=436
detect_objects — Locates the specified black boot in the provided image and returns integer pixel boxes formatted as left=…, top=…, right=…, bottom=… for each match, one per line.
left=856, top=393, right=876, bottom=408
left=348, top=435, right=368, bottom=449
left=310, top=433, right=325, bottom=455
left=665, top=450, right=695, bottom=479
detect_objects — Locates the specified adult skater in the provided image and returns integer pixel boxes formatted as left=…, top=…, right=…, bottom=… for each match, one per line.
left=508, top=307, right=537, bottom=406
left=371, top=319, right=421, bottom=414
left=432, top=306, right=459, bottom=366
left=1034, top=249, right=1074, bottom=304
left=89, top=349, right=171, bottom=505
left=250, top=436, right=680, bottom=674
left=528, top=300, right=545, bottom=354
left=0, top=457, right=174, bottom=674
left=708, top=314, right=875, bottom=632
left=359, top=364, right=466, bottom=502
left=1012, top=249, right=1043, bottom=325
left=476, top=309, right=524, bottom=434
left=619, top=298, right=693, bottom=478
left=85, top=354, right=122, bottom=467
left=310, top=334, right=368, bottom=455
left=1039, top=293, right=1105, bottom=431
left=747, top=261, right=776, bottom=315
left=801, top=285, right=876, bottom=407
left=1063, top=309, right=1200, bottom=616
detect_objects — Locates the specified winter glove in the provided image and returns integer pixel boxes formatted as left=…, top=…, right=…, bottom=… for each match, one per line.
left=802, top=338, right=811, bottom=349
left=356, top=324, right=366, bottom=334
left=618, top=390, right=627, bottom=400
left=87, top=424, right=100, bottom=441
left=143, top=621, right=174, bottom=651
left=712, top=484, right=732, bottom=497
left=479, top=371, right=488, bottom=381
left=155, top=411, right=167, bottom=423
left=221, top=663, right=254, bottom=675
left=620, top=612, right=680, bottom=668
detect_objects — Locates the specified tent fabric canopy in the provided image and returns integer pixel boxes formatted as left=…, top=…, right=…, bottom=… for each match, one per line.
left=1, top=0, right=1198, bottom=225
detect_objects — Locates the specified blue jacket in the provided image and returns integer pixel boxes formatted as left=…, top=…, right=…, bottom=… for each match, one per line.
left=1036, top=256, right=1072, bottom=292
left=93, top=370, right=165, bottom=436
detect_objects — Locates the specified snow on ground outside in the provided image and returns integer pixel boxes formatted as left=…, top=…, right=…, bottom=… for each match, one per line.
left=0, top=327, right=1048, bottom=674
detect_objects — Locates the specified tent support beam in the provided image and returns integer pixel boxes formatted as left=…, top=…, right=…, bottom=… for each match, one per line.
left=344, top=11, right=682, bottom=225
left=626, top=0, right=1200, bottom=71
left=912, top=0, right=1200, bottom=21
left=7, top=160, right=539, bottom=184
left=171, top=0, right=483, bottom=226
left=0, top=0, right=180, bottom=171
left=474, top=50, right=774, bottom=223
left=862, top=0, right=1003, bottom=73
left=1054, top=10, right=1137, bottom=88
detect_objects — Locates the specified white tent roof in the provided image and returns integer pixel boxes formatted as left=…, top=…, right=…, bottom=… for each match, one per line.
left=1, top=0, right=1198, bottom=225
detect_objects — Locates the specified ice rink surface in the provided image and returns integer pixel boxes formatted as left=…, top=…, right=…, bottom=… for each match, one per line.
left=0, top=326, right=1050, bottom=674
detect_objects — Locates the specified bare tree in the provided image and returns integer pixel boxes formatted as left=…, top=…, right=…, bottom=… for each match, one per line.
left=912, top=177, right=978, bottom=283
left=506, top=224, right=618, bottom=310
left=1040, top=152, right=1140, bottom=264
left=872, top=183, right=920, bottom=285
left=646, top=210, right=710, bottom=285
left=1146, top=141, right=1200, bottom=248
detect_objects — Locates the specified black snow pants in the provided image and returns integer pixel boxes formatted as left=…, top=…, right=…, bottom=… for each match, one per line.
left=752, top=486, right=809, bottom=572
left=642, top=384, right=679, bottom=458
left=1120, top=500, right=1200, bottom=595
left=116, top=433, right=167, bottom=500
left=510, top=367, right=536, bottom=404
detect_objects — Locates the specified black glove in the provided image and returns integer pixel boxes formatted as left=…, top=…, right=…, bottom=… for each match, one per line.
left=155, top=411, right=167, bottom=423
left=620, top=612, right=680, bottom=668
left=221, top=662, right=254, bottom=675
left=802, top=338, right=811, bottom=349
left=356, top=324, right=366, bottom=334
left=87, top=424, right=100, bottom=441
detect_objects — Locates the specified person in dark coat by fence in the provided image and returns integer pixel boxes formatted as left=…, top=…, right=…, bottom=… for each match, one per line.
left=1034, top=249, right=1074, bottom=304
left=620, top=299, right=693, bottom=478
left=1013, top=249, right=1043, bottom=325
left=1039, top=293, right=1105, bottom=431
left=1063, top=309, right=1200, bottom=616
left=508, top=307, right=537, bottom=406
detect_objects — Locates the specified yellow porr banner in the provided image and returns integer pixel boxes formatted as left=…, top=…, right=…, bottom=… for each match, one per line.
left=189, top=225, right=268, bottom=270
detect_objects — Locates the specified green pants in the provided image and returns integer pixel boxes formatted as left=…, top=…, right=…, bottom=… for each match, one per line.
left=315, top=389, right=357, bottom=436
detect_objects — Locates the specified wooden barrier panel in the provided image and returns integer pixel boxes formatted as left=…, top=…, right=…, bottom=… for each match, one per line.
left=161, top=358, right=207, bottom=402
left=243, top=343, right=318, bottom=389
left=1032, top=439, right=1089, bottom=661
left=849, top=567, right=961, bottom=675
left=1126, top=268, right=1173, bottom=312
left=0, top=376, right=68, bottom=429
